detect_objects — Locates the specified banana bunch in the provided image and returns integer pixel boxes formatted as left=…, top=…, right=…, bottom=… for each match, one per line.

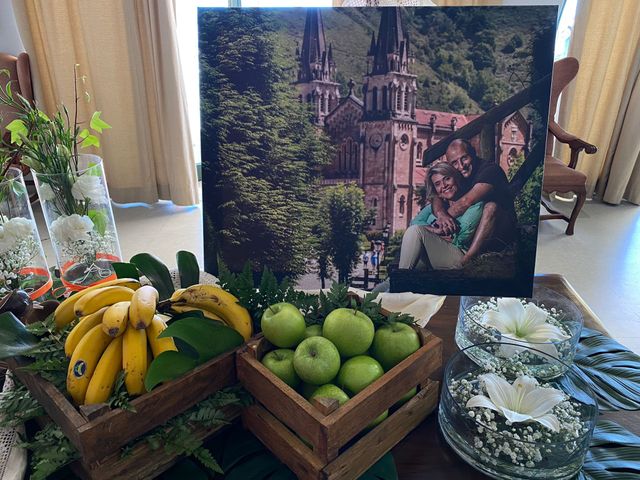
left=63, top=283, right=177, bottom=405
left=169, top=284, right=253, bottom=341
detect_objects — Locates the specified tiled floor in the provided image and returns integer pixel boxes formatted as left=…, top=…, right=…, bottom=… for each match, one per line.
left=33, top=196, right=640, bottom=353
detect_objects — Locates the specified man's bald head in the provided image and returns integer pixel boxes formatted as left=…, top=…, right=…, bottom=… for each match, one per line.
left=446, top=139, right=476, bottom=178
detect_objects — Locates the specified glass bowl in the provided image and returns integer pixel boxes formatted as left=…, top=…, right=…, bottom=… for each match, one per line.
left=455, top=286, right=583, bottom=379
left=439, top=343, right=598, bottom=480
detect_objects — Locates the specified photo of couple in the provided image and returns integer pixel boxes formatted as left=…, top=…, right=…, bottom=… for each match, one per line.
left=198, top=6, right=557, bottom=297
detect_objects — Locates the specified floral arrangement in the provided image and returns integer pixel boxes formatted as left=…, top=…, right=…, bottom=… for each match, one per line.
left=0, top=216, right=39, bottom=294
left=455, top=295, right=582, bottom=378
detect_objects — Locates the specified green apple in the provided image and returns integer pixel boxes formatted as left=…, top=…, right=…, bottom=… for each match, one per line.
left=310, top=384, right=349, bottom=406
left=322, top=308, right=374, bottom=357
left=336, top=355, right=384, bottom=395
left=261, top=302, right=306, bottom=348
left=304, top=324, right=323, bottom=339
left=299, top=382, right=319, bottom=399
left=367, top=409, right=388, bottom=429
left=261, top=349, right=300, bottom=388
left=394, top=387, right=417, bottom=408
left=293, top=337, right=341, bottom=385
left=371, top=322, right=420, bottom=371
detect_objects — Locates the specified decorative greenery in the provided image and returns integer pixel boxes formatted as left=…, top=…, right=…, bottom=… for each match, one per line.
left=130, top=252, right=175, bottom=301
left=18, top=423, right=79, bottom=480
left=0, top=311, right=40, bottom=359
left=579, top=420, right=640, bottom=480
left=20, top=315, right=70, bottom=390
left=108, top=370, right=136, bottom=413
left=177, top=250, right=200, bottom=288
left=0, top=379, right=43, bottom=427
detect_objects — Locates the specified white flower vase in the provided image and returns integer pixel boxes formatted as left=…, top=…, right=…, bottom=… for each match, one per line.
left=0, top=167, right=52, bottom=299
left=32, top=154, right=122, bottom=291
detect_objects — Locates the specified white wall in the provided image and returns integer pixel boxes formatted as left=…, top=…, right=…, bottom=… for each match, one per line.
left=0, top=0, right=24, bottom=55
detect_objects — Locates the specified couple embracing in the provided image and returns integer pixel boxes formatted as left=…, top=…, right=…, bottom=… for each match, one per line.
left=399, top=139, right=517, bottom=271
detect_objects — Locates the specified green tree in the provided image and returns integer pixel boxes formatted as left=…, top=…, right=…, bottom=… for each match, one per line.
left=199, top=10, right=334, bottom=278
left=508, top=152, right=543, bottom=226
left=470, top=42, right=496, bottom=71
left=315, top=184, right=374, bottom=284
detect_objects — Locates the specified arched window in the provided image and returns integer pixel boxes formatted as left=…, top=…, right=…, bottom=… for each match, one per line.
left=354, top=145, right=359, bottom=175
left=373, top=198, right=378, bottom=208
left=347, top=138, right=353, bottom=171
left=508, top=147, right=518, bottom=166
left=341, top=143, right=347, bottom=171
left=396, top=88, right=402, bottom=111
left=372, top=87, right=378, bottom=111
left=399, top=195, right=406, bottom=216
left=416, top=143, right=423, bottom=160
left=511, top=126, right=518, bottom=142
left=403, top=88, right=409, bottom=112
left=382, top=86, right=388, bottom=111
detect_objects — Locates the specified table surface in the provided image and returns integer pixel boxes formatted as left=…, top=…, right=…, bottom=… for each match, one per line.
left=392, top=273, right=640, bottom=480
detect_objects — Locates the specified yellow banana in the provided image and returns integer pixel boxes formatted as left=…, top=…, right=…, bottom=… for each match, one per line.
left=123, top=325, right=147, bottom=395
left=74, top=286, right=135, bottom=317
left=66, top=324, right=112, bottom=405
left=129, top=285, right=159, bottom=329
left=147, top=314, right=178, bottom=357
left=64, top=307, right=109, bottom=357
left=171, top=285, right=252, bottom=340
left=84, top=336, right=123, bottom=405
left=170, top=304, right=226, bottom=324
left=169, top=288, right=186, bottom=302
left=54, top=279, right=141, bottom=329
left=102, top=301, right=131, bottom=338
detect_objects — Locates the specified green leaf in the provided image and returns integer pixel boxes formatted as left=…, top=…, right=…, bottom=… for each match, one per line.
left=90, top=111, right=111, bottom=133
left=0, top=312, right=40, bottom=359
left=80, top=134, right=100, bottom=149
left=360, top=452, right=398, bottom=480
left=130, top=253, right=175, bottom=300
left=78, top=128, right=90, bottom=140
left=176, top=250, right=200, bottom=288
left=580, top=420, right=640, bottom=479
left=158, top=317, right=243, bottom=363
left=571, top=328, right=640, bottom=411
left=88, top=209, right=108, bottom=236
left=37, top=110, right=50, bottom=121
left=6, top=119, right=27, bottom=144
left=144, top=350, right=198, bottom=391
left=112, top=262, right=140, bottom=280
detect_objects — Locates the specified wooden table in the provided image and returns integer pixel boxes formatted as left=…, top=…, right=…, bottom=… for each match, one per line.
left=392, top=274, right=640, bottom=479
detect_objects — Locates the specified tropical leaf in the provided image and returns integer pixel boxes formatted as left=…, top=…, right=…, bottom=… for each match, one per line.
left=0, top=312, right=40, bottom=359
left=130, top=253, right=175, bottom=300
left=176, top=250, right=200, bottom=288
left=112, top=262, right=140, bottom=280
left=571, top=328, right=640, bottom=411
left=578, top=420, right=640, bottom=480
left=144, top=350, right=198, bottom=391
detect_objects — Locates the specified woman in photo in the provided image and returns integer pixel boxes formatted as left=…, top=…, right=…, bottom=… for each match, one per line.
left=399, top=162, right=484, bottom=270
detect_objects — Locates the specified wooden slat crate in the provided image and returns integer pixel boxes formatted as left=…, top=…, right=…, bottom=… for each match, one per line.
left=6, top=347, right=238, bottom=465
left=236, top=324, right=442, bottom=480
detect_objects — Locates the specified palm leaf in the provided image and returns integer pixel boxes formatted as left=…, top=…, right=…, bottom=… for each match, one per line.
left=572, top=328, right=640, bottom=411
left=578, top=420, right=640, bottom=479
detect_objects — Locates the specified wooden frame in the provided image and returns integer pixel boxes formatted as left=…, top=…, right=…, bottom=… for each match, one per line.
left=236, top=320, right=443, bottom=479
left=6, top=347, right=238, bottom=464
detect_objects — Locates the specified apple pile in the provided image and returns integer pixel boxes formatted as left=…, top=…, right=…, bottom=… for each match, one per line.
left=260, top=302, right=421, bottom=422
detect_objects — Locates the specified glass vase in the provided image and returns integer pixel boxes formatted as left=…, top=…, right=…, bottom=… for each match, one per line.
left=455, top=285, right=583, bottom=379
left=0, top=167, right=52, bottom=299
left=32, top=154, right=122, bottom=291
left=439, top=343, right=598, bottom=480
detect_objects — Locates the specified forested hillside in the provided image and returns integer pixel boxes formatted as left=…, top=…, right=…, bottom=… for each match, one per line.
left=269, top=6, right=557, bottom=114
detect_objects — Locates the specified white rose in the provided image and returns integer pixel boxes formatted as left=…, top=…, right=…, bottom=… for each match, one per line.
left=0, top=226, right=15, bottom=254
left=38, top=183, right=56, bottom=202
left=50, top=214, right=95, bottom=244
left=3, top=217, right=35, bottom=240
left=71, top=175, right=106, bottom=204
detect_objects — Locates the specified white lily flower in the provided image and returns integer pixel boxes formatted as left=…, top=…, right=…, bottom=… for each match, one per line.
left=466, top=373, right=565, bottom=432
left=481, top=298, right=570, bottom=358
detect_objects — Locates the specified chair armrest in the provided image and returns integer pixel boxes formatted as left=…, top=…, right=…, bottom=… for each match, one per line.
left=549, top=120, right=597, bottom=154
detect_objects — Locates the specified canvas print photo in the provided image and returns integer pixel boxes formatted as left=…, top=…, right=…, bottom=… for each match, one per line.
left=199, top=5, right=557, bottom=296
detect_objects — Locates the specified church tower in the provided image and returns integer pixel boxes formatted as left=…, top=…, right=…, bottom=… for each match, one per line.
left=360, top=7, right=418, bottom=232
left=296, top=9, right=341, bottom=126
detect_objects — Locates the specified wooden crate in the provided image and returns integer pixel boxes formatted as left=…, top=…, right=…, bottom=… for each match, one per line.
left=236, top=327, right=442, bottom=480
left=6, top=347, right=238, bottom=465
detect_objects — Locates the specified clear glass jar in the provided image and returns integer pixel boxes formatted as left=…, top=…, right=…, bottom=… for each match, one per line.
left=32, top=154, right=122, bottom=291
left=0, top=167, right=52, bottom=299
left=439, top=343, right=597, bottom=480
left=455, top=286, right=583, bottom=379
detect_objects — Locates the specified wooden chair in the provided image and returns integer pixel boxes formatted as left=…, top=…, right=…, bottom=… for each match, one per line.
left=541, top=57, right=597, bottom=235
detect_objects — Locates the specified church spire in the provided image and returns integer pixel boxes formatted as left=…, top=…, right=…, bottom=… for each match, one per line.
left=298, top=8, right=335, bottom=83
left=371, top=7, right=411, bottom=75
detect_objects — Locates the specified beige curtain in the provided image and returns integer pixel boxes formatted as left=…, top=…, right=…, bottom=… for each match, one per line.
left=557, top=0, right=640, bottom=204
left=11, top=0, right=198, bottom=206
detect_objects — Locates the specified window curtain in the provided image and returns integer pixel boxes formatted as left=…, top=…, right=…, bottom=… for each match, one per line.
left=557, top=0, right=640, bottom=205
left=11, top=0, right=199, bottom=206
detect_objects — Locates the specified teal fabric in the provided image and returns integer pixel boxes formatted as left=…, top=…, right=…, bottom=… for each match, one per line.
left=410, top=202, right=485, bottom=251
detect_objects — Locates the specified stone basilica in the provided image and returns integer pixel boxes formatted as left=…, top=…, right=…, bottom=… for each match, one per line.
left=295, top=7, right=531, bottom=234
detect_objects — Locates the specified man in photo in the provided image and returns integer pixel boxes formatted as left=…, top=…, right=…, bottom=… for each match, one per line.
left=399, top=139, right=517, bottom=270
